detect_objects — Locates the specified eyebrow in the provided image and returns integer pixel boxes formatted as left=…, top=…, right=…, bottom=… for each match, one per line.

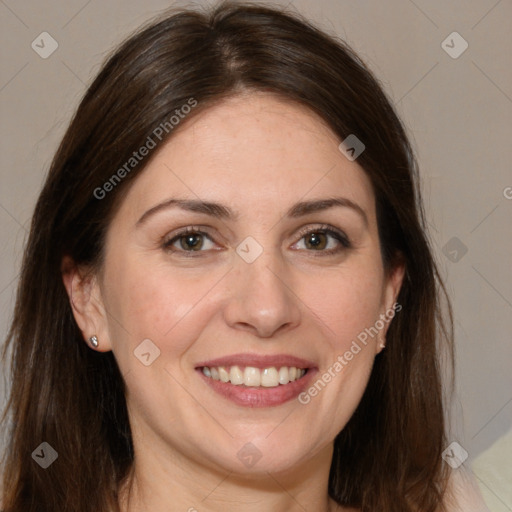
left=136, top=196, right=368, bottom=227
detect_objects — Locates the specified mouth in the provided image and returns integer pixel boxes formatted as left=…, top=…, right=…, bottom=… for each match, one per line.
left=199, top=365, right=309, bottom=387
left=194, top=354, right=317, bottom=407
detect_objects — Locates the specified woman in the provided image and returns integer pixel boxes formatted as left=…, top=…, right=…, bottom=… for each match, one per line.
left=0, top=2, right=487, bottom=511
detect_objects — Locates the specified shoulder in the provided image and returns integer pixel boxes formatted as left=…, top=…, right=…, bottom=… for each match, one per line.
left=443, top=466, right=490, bottom=512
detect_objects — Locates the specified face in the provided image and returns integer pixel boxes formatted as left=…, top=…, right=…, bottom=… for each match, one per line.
left=67, top=93, right=403, bottom=477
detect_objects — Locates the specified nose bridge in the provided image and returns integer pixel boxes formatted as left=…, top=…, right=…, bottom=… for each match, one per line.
left=223, top=242, right=301, bottom=337
left=241, top=247, right=286, bottom=300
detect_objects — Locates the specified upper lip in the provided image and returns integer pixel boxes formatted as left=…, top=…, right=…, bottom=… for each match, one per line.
left=195, top=353, right=317, bottom=370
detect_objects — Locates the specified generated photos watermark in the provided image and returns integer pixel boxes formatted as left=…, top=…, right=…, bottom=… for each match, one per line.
left=93, top=97, right=198, bottom=200
left=298, top=302, right=402, bottom=404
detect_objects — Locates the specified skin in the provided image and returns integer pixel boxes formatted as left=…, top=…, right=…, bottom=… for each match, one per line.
left=63, top=92, right=404, bottom=512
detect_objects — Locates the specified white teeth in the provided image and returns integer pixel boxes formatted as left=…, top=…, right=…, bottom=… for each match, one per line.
left=261, top=367, right=279, bottom=387
left=218, top=366, right=230, bottom=383
left=229, top=365, right=244, bottom=385
left=201, top=365, right=307, bottom=387
left=244, top=366, right=261, bottom=386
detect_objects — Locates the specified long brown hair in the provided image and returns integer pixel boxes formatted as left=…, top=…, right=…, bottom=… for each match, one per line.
left=1, top=2, right=453, bottom=510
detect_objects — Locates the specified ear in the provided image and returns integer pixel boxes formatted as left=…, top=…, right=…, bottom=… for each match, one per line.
left=375, top=258, right=405, bottom=355
left=61, top=255, right=112, bottom=352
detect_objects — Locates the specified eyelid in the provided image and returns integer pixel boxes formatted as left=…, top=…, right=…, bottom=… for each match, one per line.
left=163, top=225, right=216, bottom=239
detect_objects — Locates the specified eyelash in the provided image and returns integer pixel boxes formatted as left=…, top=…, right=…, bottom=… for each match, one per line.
left=162, top=224, right=351, bottom=257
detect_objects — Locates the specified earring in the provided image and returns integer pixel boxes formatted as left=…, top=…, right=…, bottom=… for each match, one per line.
left=89, top=335, right=99, bottom=348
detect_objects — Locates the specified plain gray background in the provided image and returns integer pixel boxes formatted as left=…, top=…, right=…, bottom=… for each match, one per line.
left=1, top=0, right=511, bottom=509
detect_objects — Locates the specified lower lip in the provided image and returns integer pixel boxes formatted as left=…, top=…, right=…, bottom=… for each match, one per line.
left=196, top=368, right=317, bottom=408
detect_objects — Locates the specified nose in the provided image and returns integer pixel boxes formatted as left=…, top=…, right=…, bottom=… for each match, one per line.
left=222, top=251, right=301, bottom=338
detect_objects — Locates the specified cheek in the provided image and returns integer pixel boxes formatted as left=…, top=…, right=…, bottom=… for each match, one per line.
left=300, top=263, right=385, bottom=351
left=296, top=261, right=385, bottom=426
left=102, top=256, right=223, bottom=357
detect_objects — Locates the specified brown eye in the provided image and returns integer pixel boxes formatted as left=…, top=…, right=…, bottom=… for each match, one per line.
left=178, top=233, right=205, bottom=251
left=304, top=231, right=328, bottom=250
left=163, top=228, right=216, bottom=254
left=293, top=226, right=351, bottom=254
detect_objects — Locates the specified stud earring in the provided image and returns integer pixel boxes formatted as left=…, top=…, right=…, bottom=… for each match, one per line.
left=89, top=335, right=99, bottom=348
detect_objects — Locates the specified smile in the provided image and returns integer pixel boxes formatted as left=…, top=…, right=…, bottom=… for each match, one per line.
left=201, top=365, right=308, bottom=387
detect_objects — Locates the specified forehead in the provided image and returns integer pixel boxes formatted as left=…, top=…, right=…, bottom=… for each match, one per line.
left=115, top=93, right=376, bottom=223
